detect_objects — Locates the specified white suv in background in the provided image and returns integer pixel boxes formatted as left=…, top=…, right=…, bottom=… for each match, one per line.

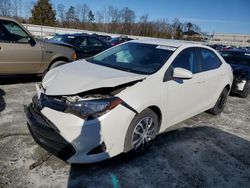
left=25, top=39, right=233, bottom=163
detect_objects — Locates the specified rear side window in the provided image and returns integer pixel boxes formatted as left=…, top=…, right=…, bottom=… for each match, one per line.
left=199, top=48, right=222, bottom=71
left=171, top=48, right=199, bottom=74
left=71, top=36, right=87, bottom=48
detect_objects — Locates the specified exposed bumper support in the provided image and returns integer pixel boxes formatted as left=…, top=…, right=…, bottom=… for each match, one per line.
left=24, top=104, right=76, bottom=161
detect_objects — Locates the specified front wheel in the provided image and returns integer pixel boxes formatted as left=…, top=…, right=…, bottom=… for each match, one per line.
left=124, top=109, right=159, bottom=154
left=208, top=88, right=228, bottom=115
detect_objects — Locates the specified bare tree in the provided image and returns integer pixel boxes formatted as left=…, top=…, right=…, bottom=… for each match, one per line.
left=24, top=0, right=35, bottom=19
left=0, top=0, right=12, bottom=16
left=120, top=7, right=135, bottom=34
left=108, top=6, right=120, bottom=23
left=96, top=11, right=104, bottom=23
left=16, top=2, right=202, bottom=40
left=79, top=4, right=90, bottom=23
left=138, top=14, right=148, bottom=35
left=192, top=24, right=201, bottom=32
left=57, top=4, right=65, bottom=23
left=187, top=22, right=193, bottom=31
left=12, top=0, right=18, bottom=17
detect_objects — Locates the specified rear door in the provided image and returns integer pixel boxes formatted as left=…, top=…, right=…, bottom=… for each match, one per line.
left=0, top=19, right=42, bottom=74
left=196, top=48, right=224, bottom=106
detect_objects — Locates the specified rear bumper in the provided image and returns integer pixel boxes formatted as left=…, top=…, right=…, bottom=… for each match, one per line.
left=25, top=104, right=76, bottom=161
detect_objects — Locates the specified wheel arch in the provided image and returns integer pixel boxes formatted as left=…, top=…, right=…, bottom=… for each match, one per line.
left=225, top=84, right=231, bottom=93
left=147, top=105, right=162, bottom=131
left=48, top=56, right=70, bottom=70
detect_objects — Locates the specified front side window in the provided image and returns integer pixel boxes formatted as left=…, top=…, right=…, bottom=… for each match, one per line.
left=199, top=48, right=222, bottom=71
left=87, top=42, right=174, bottom=74
left=171, top=48, right=198, bottom=73
left=88, top=37, right=103, bottom=47
left=0, top=20, right=29, bottom=43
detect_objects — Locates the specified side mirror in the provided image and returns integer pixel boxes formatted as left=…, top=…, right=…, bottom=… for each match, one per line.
left=173, top=67, right=193, bottom=79
left=28, top=37, right=36, bottom=46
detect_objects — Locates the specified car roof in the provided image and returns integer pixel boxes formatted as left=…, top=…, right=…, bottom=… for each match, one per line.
left=57, top=33, right=90, bottom=37
left=129, top=38, right=203, bottom=48
left=0, top=16, right=19, bottom=22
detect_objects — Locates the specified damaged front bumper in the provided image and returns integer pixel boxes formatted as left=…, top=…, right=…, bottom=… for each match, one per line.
left=25, top=94, right=136, bottom=163
left=24, top=104, right=76, bottom=161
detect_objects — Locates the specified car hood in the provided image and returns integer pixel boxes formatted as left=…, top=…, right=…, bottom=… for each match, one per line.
left=42, top=60, right=147, bottom=96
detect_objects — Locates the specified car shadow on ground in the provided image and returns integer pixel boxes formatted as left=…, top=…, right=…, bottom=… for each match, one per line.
left=67, top=126, right=250, bottom=188
left=0, top=89, right=6, bottom=112
left=0, top=75, right=42, bottom=85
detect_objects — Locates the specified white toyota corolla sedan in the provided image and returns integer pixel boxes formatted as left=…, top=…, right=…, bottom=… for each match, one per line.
left=25, top=39, right=233, bottom=163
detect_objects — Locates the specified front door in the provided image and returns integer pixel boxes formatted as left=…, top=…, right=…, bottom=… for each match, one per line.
left=166, top=48, right=206, bottom=125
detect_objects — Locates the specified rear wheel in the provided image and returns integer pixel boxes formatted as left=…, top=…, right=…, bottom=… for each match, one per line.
left=208, top=88, right=228, bottom=115
left=124, top=109, right=159, bottom=154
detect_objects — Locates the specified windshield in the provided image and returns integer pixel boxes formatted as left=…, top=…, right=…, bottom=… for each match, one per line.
left=87, top=42, right=174, bottom=74
left=221, top=51, right=250, bottom=66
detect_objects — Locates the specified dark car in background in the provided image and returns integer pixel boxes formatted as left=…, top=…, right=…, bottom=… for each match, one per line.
left=220, top=49, right=250, bottom=98
left=91, top=33, right=112, bottom=41
left=109, top=36, right=133, bottom=46
left=49, top=33, right=111, bottom=59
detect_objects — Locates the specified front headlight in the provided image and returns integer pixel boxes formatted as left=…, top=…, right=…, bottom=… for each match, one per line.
left=65, top=97, right=123, bottom=119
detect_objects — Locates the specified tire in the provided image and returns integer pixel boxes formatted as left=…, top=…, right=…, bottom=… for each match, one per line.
left=124, top=109, right=159, bottom=155
left=208, top=88, right=228, bottom=115
left=238, top=81, right=249, bottom=98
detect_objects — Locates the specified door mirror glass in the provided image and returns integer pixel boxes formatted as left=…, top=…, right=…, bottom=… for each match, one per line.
left=173, top=67, right=193, bottom=79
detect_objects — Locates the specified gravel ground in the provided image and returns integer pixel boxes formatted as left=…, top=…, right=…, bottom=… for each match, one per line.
left=0, top=77, right=250, bottom=188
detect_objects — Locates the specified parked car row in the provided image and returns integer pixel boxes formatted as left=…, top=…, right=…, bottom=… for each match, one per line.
left=205, top=44, right=250, bottom=98
left=0, top=17, right=135, bottom=75
left=48, top=34, right=134, bottom=59
left=48, top=33, right=111, bottom=59
left=219, top=49, right=250, bottom=98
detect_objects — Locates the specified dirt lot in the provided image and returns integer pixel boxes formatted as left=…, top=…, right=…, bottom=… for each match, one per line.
left=0, top=77, right=250, bottom=188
